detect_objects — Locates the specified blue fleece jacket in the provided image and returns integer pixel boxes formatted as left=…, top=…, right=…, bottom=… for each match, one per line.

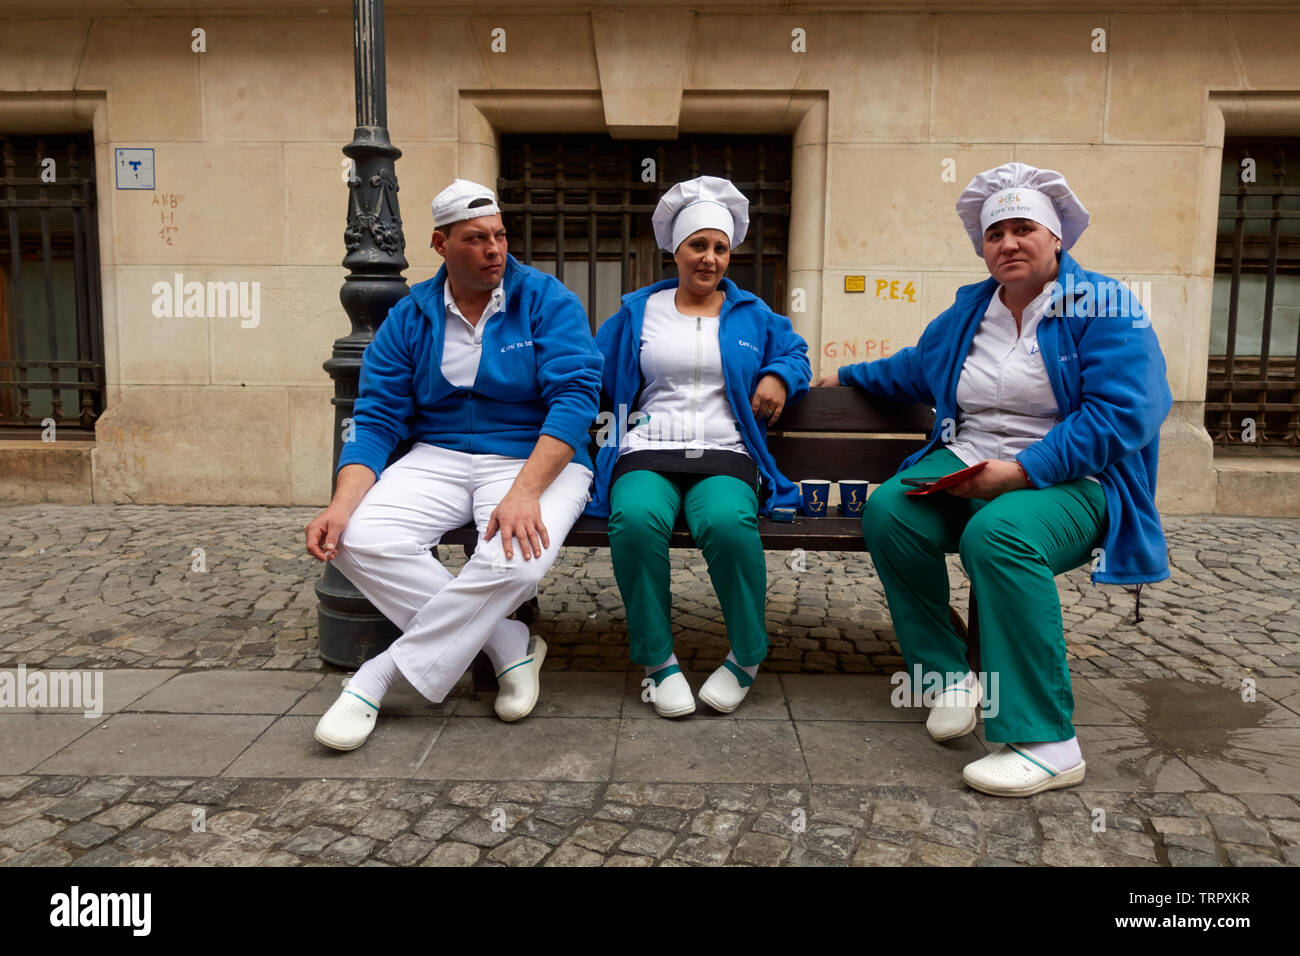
left=338, top=254, right=603, bottom=478
left=586, top=277, right=811, bottom=518
left=837, top=251, right=1172, bottom=586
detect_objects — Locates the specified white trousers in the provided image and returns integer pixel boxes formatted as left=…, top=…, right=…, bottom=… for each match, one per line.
left=333, top=442, right=593, bottom=703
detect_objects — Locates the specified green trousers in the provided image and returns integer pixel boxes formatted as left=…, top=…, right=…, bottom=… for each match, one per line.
left=862, top=448, right=1107, bottom=743
left=608, top=470, right=768, bottom=667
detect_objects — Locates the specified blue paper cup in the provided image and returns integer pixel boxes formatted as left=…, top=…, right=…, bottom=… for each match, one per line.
left=800, top=479, right=831, bottom=518
left=839, top=480, right=870, bottom=518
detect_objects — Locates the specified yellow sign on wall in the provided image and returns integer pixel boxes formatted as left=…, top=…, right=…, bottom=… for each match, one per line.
left=844, top=275, right=866, bottom=293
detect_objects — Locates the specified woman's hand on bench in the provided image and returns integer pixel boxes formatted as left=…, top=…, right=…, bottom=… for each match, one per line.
left=812, top=372, right=844, bottom=388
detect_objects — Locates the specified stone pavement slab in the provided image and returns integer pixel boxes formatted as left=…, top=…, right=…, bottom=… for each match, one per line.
left=0, top=714, right=102, bottom=775
left=0, top=668, right=178, bottom=715
left=797, top=720, right=988, bottom=786
left=35, top=714, right=274, bottom=777
left=616, top=717, right=807, bottom=783
left=1088, top=676, right=1300, bottom=729
left=225, top=715, right=447, bottom=779
left=1072, top=726, right=1206, bottom=793
left=1070, top=678, right=1138, bottom=727
left=125, top=670, right=322, bottom=715
left=417, top=717, right=616, bottom=782
left=1256, top=678, right=1300, bottom=716
left=781, top=674, right=926, bottom=721
left=1172, top=729, right=1300, bottom=795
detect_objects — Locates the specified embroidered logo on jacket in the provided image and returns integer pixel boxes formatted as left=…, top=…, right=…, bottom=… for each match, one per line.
left=500, top=339, right=534, bottom=353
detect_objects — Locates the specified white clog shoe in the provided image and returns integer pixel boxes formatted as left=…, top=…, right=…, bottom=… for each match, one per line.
left=698, top=661, right=754, bottom=714
left=646, top=665, right=695, bottom=718
left=314, top=686, right=381, bottom=751
left=962, top=745, right=1087, bottom=798
left=925, top=676, right=981, bottom=741
left=494, top=635, right=547, bottom=722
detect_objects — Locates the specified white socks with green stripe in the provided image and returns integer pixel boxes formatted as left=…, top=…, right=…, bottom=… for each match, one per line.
left=646, top=654, right=680, bottom=684
left=349, top=622, right=529, bottom=705
left=724, top=650, right=759, bottom=684
left=348, top=648, right=401, bottom=705
left=1014, top=737, right=1082, bottom=771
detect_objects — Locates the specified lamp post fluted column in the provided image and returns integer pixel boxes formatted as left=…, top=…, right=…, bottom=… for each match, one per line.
left=316, top=0, right=409, bottom=667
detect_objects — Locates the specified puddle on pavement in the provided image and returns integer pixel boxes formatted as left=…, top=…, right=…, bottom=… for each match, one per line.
left=1120, top=677, right=1288, bottom=770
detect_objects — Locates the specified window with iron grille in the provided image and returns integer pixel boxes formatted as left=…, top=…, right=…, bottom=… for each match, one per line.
left=1, top=133, right=105, bottom=439
left=1206, top=139, right=1300, bottom=451
left=497, top=134, right=791, bottom=332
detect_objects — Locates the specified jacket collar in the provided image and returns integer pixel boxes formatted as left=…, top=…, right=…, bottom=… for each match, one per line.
left=957, top=250, right=1091, bottom=319
left=1044, top=250, right=1090, bottom=316
left=620, top=275, right=759, bottom=313
left=417, top=253, right=527, bottom=319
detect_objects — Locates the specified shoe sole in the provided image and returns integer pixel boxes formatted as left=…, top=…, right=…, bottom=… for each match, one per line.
left=698, top=688, right=740, bottom=714
left=313, top=728, right=369, bottom=752
left=496, top=638, right=547, bottom=722
left=963, top=759, right=1087, bottom=798
left=927, top=708, right=978, bottom=742
left=654, top=697, right=696, bottom=718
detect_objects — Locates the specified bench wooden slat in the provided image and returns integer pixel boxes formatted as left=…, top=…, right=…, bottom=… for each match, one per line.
left=772, top=388, right=934, bottom=434
left=769, top=435, right=929, bottom=484
left=441, top=515, right=871, bottom=552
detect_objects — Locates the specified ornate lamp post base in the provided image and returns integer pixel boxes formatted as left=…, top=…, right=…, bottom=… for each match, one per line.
left=316, top=0, right=410, bottom=668
left=316, top=563, right=400, bottom=668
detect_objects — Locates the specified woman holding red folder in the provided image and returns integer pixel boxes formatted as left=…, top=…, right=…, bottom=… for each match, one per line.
left=815, top=162, right=1172, bottom=797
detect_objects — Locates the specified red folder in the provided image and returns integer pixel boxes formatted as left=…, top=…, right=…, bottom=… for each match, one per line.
left=904, top=460, right=988, bottom=496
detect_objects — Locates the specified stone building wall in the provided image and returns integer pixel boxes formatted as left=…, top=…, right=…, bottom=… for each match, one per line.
left=0, top=6, right=1298, bottom=513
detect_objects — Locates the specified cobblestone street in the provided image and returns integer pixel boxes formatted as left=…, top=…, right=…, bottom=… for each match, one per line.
left=1, top=504, right=1298, bottom=867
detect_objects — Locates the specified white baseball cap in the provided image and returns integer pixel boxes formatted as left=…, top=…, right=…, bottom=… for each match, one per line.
left=955, top=162, right=1090, bottom=256
left=432, top=178, right=501, bottom=228
left=652, top=175, right=750, bottom=253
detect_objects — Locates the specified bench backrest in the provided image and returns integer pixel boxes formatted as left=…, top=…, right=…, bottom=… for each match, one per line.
left=766, top=388, right=934, bottom=484
left=385, top=386, right=934, bottom=486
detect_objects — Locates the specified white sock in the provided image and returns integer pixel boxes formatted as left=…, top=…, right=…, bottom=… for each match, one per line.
left=484, top=619, right=530, bottom=674
left=1014, top=737, right=1082, bottom=771
left=725, top=649, right=759, bottom=679
left=347, top=649, right=402, bottom=705
left=646, top=653, right=679, bottom=685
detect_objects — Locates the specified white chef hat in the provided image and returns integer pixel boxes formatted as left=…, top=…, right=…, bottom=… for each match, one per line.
left=955, top=162, right=1090, bottom=256
left=652, top=175, right=750, bottom=253
left=432, top=178, right=501, bottom=228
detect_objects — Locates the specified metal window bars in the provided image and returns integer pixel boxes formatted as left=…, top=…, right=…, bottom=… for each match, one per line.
left=497, top=135, right=792, bottom=332
left=0, top=133, right=104, bottom=437
left=1206, top=139, right=1300, bottom=449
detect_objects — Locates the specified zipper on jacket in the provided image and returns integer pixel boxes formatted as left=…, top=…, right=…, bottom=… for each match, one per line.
left=690, top=316, right=703, bottom=442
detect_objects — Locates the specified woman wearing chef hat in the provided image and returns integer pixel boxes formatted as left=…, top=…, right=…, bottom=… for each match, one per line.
left=586, top=175, right=810, bottom=718
left=817, top=162, right=1172, bottom=796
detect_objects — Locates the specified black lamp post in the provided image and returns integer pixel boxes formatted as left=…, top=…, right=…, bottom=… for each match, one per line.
left=316, top=0, right=409, bottom=667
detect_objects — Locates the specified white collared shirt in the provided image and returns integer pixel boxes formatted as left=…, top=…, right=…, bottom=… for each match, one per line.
left=441, top=281, right=506, bottom=388
left=947, top=286, right=1062, bottom=468
left=620, top=288, right=749, bottom=457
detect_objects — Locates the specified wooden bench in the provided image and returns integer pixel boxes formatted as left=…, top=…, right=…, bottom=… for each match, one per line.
left=432, top=388, right=982, bottom=688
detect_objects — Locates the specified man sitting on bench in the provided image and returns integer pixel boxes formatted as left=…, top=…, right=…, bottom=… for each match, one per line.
left=304, top=179, right=602, bottom=752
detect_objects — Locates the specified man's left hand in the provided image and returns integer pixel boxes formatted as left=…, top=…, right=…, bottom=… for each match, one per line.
left=944, top=459, right=1030, bottom=501
left=484, top=487, right=549, bottom=560
left=750, top=374, right=789, bottom=425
